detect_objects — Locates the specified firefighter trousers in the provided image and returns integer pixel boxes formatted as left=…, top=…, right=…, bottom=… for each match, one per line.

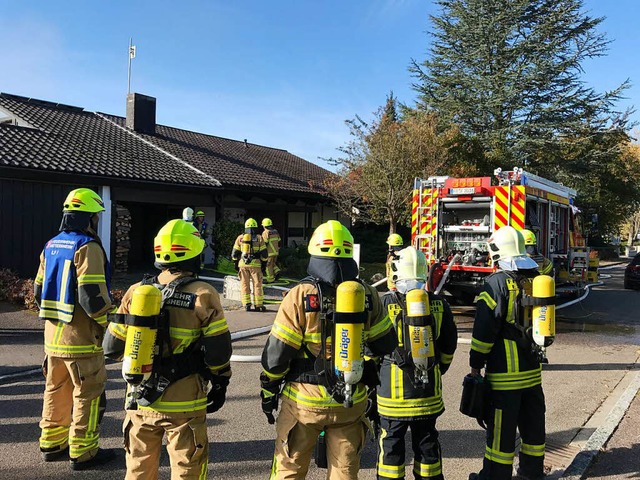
left=377, top=417, right=443, bottom=480
left=265, top=256, right=280, bottom=282
left=239, top=266, right=264, bottom=307
left=123, top=411, right=208, bottom=480
left=478, top=385, right=546, bottom=480
left=39, top=354, right=107, bottom=461
left=270, top=397, right=367, bottom=480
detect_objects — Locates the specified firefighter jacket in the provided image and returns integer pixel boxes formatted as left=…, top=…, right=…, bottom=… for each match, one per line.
left=192, top=220, right=211, bottom=241
left=470, top=270, right=542, bottom=391
left=232, top=233, right=267, bottom=268
left=105, top=270, right=232, bottom=418
left=262, top=227, right=281, bottom=257
left=261, top=281, right=397, bottom=410
left=529, top=253, right=553, bottom=276
left=34, top=233, right=112, bottom=358
left=377, top=291, right=458, bottom=420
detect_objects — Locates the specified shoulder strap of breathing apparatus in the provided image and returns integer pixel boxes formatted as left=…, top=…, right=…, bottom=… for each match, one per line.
left=133, top=274, right=204, bottom=407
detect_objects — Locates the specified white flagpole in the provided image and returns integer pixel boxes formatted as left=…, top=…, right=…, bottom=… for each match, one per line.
left=127, top=37, right=133, bottom=94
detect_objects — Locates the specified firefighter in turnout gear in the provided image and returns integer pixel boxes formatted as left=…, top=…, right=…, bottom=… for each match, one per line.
left=468, top=226, right=547, bottom=480
left=34, top=187, right=116, bottom=469
left=261, top=220, right=397, bottom=479
left=232, top=218, right=268, bottom=311
left=103, top=219, right=232, bottom=480
left=192, top=210, right=213, bottom=268
left=386, top=234, right=404, bottom=291
left=522, top=229, right=554, bottom=276
left=376, top=246, right=458, bottom=480
left=262, top=217, right=281, bottom=283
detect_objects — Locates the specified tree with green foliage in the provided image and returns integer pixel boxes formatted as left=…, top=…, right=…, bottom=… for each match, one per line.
left=411, top=0, right=631, bottom=167
left=325, top=94, right=480, bottom=234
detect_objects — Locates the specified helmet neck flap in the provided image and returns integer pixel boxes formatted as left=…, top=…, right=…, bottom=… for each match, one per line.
left=307, top=256, right=359, bottom=287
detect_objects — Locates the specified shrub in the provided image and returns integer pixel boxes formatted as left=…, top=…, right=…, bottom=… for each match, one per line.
left=211, top=220, right=245, bottom=267
left=278, top=246, right=310, bottom=279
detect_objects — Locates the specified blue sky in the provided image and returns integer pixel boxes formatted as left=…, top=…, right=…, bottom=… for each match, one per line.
left=1, top=0, right=637, bottom=171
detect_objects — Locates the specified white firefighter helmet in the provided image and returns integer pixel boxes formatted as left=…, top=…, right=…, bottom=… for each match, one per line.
left=391, top=246, right=427, bottom=293
left=487, top=226, right=538, bottom=271
left=182, top=207, right=194, bottom=222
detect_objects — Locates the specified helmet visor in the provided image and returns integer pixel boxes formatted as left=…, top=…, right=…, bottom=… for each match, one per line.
left=395, top=279, right=426, bottom=294
left=498, top=255, right=538, bottom=271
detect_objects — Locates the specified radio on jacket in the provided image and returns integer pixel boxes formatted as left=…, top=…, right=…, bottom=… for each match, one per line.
left=333, top=280, right=366, bottom=408
left=404, top=288, right=436, bottom=386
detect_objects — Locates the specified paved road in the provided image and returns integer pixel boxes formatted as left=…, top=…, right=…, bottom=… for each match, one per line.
left=0, top=265, right=638, bottom=479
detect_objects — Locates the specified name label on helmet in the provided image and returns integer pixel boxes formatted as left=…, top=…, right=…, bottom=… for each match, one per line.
left=164, top=292, right=197, bottom=310
left=305, top=294, right=321, bottom=312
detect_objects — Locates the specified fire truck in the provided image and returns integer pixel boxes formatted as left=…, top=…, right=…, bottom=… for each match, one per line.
left=411, top=168, right=596, bottom=304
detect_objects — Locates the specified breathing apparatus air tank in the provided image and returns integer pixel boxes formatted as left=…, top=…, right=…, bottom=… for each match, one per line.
left=531, top=274, right=555, bottom=349
left=122, top=284, right=162, bottom=386
left=333, top=280, right=366, bottom=408
left=241, top=233, right=254, bottom=263
left=404, top=288, right=435, bottom=385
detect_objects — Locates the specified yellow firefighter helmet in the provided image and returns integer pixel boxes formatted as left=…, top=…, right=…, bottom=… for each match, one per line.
left=262, top=218, right=273, bottom=227
left=521, top=229, right=537, bottom=246
left=153, top=219, right=204, bottom=264
left=308, top=220, right=354, bottom=259
left=245, top=218, right=258, bottom=229
left=386, top=233, right=403, bottom=247
left=62, top=188, right=105, bottom=213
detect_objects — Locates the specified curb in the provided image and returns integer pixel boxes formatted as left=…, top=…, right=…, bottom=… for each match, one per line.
left=561, top=369, right=640, bottom=479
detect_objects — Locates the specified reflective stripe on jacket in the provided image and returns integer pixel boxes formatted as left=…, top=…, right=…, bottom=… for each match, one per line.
left=470, top=271, right=542, bottom=391
left=262, top=228, right=281, bottom=257
left=377, top=291, right=457, bottom=419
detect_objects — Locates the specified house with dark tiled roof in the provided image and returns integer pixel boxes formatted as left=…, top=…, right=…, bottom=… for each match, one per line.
left=0, top=92, right=344, bottom=277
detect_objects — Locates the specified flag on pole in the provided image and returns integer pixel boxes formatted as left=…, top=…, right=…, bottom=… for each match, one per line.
left=129, top=45, right=136, bottom=59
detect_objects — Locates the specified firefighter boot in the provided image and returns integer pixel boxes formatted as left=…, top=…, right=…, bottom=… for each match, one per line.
left=70, top=448, right=117, bottom=471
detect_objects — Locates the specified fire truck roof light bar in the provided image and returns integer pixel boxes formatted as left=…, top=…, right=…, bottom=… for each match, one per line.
left=418, top=176, right=449, bottom=188
left=520, top=171, right=577, bottom=198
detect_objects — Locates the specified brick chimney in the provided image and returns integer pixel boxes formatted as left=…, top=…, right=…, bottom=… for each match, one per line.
left=126, top=93, right=156, bottom=134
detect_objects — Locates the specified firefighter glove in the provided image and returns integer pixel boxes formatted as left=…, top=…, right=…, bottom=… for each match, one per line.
left=362, top=359, right=380, bottom=388
left=206, top=375, right=230, bottom=413
left=233, top=259, right=240, bottom=271
left=260, top=372, right=283, bottom=424
left=365, top=388, right=380, bottom=438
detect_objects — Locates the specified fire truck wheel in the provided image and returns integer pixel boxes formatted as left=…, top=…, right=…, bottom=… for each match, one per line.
left=428, top=262, right=445, bottom=292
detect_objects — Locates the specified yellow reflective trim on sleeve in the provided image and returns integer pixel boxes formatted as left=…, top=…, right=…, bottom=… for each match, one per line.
left=521, top=442, right=545, bottom=457
left=77, top=274, right=106, bottom=285
left=109, top=323, right=127, bottom=340
left=35, top=273, right=44, bottom=285
left=202, top=318, right=229, bottom=336
left=207, top=360, right=230, bottom=373
left=303, top=332, right=321, bottom=343
left=477, top=292, right=497, bottom=310
left=440, top=352, right=454, bottom=364
left=471, top=337, right=493, bottom=354
left=262, top=368, right=287, bottom=380
left=368, top=313, right=393, bottom=340
left=170, top=326, right=201, bottom=340
left=94, top=315, right=107, bottom=326
left=271, top=321, right=303, bottom=348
